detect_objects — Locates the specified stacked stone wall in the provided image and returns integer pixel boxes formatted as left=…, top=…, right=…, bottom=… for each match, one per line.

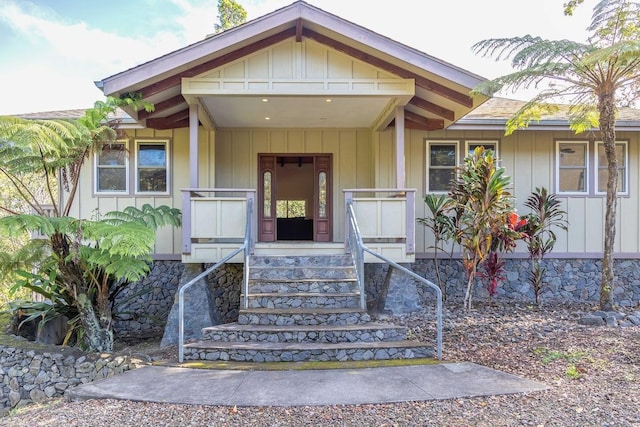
left=0, top=344, right=142, bottom=415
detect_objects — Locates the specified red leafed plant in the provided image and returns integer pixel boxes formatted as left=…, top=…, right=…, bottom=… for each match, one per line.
left=478, top=251, right=505, bottom=299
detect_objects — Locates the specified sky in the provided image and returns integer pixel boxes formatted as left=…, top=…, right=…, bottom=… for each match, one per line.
left=0, top=0, right=599, bottom=115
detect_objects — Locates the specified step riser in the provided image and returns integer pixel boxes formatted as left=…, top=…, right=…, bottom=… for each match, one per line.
left=183, top=346, right=433, bottom=362
left=250, top=255, right=353, bottom=268
left=238, top=311, right=370, bottom=326
left=249, top=281, right=359, bottom=293
left=249, top=269, right=355, bottom=281
left=247, top=295, right=360, bottom=309
left=201, top=328, right=407, bottom=343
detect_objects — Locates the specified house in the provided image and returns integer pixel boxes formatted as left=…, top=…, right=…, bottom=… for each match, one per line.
left=66, top=0, right=640, bottom=360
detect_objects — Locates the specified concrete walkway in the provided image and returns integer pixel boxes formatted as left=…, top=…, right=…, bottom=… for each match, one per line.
left=67, top=362, right=548, bottom=407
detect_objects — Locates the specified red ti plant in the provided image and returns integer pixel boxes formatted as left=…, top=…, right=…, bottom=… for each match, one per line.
left=479, top=212, right=527, bottom=300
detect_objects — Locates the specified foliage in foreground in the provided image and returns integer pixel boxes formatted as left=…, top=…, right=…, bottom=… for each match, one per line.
left=0, top=97, right=181, bottom=352
left=472, top=0, right=640, bottom=309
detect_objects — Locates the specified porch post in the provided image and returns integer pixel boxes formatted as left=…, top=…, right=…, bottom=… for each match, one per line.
left=189, top=104, right=199, bottom=188
left=395, top=106, right=405, bottom=188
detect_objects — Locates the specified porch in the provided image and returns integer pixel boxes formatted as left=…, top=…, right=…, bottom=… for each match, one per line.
left=180, top=187, right=416, bottom=264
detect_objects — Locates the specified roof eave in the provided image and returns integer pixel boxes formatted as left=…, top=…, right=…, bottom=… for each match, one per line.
left=99, top=1, right=487, bottom=97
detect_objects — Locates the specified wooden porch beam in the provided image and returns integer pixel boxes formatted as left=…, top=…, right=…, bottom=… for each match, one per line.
left=136, top=27, right=297, bottom=99
left=146, top=117, right=190, bottom=130
left=303, top=28, right=473, bottom=108
left=138, top=95, right=186, bottom=120
left=145, top=108, right=189, bottom=129
left=404, top=110, right=445, bottom=130
left=409, top=96, right=455, bottom=121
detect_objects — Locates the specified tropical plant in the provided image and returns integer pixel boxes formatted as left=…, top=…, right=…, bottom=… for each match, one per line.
left=418, top=194, right=455, bottom=300
left=522, top=187, right=569, bottom=305
left=0, top=96, right=183, bottom=352
left=449, top=147, right=517, bottom=309
left=471, top=0, right=640, bottom=310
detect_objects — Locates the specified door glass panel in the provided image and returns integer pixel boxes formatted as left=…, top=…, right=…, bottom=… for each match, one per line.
left=318, top=171, right=327, bottom=218
left=263, top=171, right=272, bottom=217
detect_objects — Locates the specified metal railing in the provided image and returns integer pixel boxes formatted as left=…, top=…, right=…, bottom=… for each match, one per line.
left=345, top=201, right=443, bottom=360
left=178, top=198, right=253, bottom=363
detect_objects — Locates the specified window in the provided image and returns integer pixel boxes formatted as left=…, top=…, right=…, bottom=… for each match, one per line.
left=596, top=141, right=627, bottom=194
left=466, top=140, right=498, bottom=158
left=277, top=200, right=306, bottom=218
left=136, top=140, right=169, bottom=193
left=557, top=141, right=588, bottom=194
left=555, top=140, right=628, bottom=196
left=426, top=140, right=499, bottom=193
left=95, top=141, right=128, bottom=193
left=427, top=141, right=458, bottom=192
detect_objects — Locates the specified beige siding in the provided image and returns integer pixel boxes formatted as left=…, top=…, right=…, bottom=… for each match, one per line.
left=66, top=127, right=215, bottom=256
left=378, top=127, right=640, bottom=256
left=215, top=128, right=373, bottom=242
left=198, top=39, right=392, bottom=81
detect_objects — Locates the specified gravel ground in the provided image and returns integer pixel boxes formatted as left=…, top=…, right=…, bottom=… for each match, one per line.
left=3, top=301, right=640, bottom=427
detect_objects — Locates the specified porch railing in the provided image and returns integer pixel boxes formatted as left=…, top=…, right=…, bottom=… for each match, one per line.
left=345, top=199, right=442, bottom=360
left=343, top=189, right=415, bottom=255
left=180, top=188, right=256, bottom=255
left=178, top=198, right=253, bottom=363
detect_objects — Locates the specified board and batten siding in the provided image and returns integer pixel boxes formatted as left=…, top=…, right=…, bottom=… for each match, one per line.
left=196, top=38, right=397, bottom=82
left=66, top=127, right=215, bottom=257
left=375, top=128, right=640, bottom=257
left=215, top=128, right=373, bottom=242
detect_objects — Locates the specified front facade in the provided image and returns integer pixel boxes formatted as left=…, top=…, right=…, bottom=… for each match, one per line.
left=72, top=1, right=640, bottom=276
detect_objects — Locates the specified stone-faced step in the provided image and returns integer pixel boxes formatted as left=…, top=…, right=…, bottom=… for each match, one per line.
left=201, top=322, right=408, bottom=343
left=238, top=308, right=370, bottom=326
left=249, top=255, right=353, bottom=268
left=248, top=279, right=359, bottom=294
left=183, top=340, right=434, bottom=362
left=245, top=292, right=361, bottom=309
left=248, top=266, right=355, bottom=281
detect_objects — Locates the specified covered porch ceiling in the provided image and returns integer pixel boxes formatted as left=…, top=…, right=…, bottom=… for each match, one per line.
left=98, top=1, right=488, bottom=132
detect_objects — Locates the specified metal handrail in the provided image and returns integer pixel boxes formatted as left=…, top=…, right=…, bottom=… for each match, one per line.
left=346, top=203, right=366, bottom=310
left=178, top=198, right=253, bottom=363
left=345, top=201, right=443, bottom=360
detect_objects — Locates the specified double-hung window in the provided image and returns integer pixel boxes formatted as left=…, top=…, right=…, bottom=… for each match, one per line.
left=427, top=141, right=458, bottom=193
left=596, top=141, right=627, bottom=195
left=136, top=140, right=169, bottom=194
left=426, top=140, right=499, bottom=193
left=555, top=140, right=627, bottom=196
left=557, top=141, right=589, bottom=194
left=95, top=141, right=128, bottom=193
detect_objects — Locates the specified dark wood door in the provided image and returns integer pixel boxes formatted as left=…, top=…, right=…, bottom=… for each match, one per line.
left=314, top=155, right=332, bottom=242
left=258, top=154, right=332, bottom=242
left=258, top=155, right=276, bottom=242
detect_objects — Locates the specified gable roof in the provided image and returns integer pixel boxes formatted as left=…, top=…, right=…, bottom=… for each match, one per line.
left=96, top=0, right=488, bottom=131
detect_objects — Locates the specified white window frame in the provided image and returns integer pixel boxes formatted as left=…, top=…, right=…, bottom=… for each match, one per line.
left=426, top=140, right=460, bottom=193
left=595, top=140, right=628, bottom=196
left=94, top=140, right=129, bottom=194
left=135, top=139, right=170, bottom=195
left=556, top=140, right=589, bottom=195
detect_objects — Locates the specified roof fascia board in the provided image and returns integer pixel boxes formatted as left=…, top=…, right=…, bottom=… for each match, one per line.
left=297, top=5, right=486, bottom=90
left=101, top=3, right=306, bottom=95
left=101, top=1, right=486, bottom=96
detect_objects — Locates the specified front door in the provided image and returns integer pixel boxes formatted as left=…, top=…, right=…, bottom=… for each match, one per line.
left=258, top=154, right=332, bottom=242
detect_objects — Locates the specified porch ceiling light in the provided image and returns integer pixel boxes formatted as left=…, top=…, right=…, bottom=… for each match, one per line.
left=325, top=98, right=332, bottom=103
left=262, top=98, right=268, bottom=102
left=265, top=117, right=270, bottom=120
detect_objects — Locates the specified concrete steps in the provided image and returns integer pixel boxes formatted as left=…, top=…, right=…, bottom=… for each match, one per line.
left=183, top=255, right=433, bottom=363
